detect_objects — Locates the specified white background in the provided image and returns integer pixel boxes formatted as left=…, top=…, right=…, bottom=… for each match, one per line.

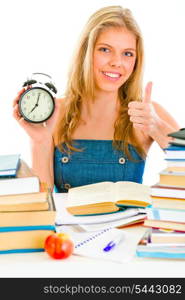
left=0, top=0, right=185, bottom=186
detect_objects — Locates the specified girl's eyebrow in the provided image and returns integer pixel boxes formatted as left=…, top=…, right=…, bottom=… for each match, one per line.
left=96, top=43, right=136, bottom=52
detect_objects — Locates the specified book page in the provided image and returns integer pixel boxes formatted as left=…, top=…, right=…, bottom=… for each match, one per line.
left=114, top=181, right=151, bottom=204
left=67, top=182, right=115, bottom=207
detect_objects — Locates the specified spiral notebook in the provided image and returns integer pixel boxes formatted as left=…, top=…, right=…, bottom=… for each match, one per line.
left=57, top=226, right=138, bottom=263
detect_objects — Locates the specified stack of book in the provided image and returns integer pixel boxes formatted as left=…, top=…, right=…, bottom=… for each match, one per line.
left=0, top=154, right=56, bottom=254
left=136, top=128, right=185, bottom=258
left=136, top=227, right=185, bottom=259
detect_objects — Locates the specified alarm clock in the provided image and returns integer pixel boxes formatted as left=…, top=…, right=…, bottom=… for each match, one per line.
left=19, top=73, right=57, bottom=123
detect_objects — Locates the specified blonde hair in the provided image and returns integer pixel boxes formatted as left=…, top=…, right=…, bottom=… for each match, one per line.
left=54, top=5, right=145, bottom=158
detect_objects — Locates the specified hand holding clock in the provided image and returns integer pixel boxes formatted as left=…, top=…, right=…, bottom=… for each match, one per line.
left=12, top=88, right=62, bottom=143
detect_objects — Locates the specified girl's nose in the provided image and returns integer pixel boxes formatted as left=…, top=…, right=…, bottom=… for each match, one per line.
left=109, top=54, right=122, bottom=68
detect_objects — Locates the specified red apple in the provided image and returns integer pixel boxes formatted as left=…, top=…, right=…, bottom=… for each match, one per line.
left=44, top=232, right=74, bottom=259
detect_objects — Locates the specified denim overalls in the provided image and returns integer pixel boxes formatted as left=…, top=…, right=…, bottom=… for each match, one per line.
left=54, top=139, right=145, bottom=193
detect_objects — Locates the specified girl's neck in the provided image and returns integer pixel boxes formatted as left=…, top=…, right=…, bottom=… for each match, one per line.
left=93, top=88, right=118, bottom=104
left=83, top=90, right=120, bottom=119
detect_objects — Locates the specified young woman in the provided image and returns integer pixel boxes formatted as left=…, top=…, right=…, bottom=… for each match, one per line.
left=13, top=6, right=179, bottom=192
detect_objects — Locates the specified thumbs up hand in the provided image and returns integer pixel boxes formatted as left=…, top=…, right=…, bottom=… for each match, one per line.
left=128, top=81, right=160, bottom=137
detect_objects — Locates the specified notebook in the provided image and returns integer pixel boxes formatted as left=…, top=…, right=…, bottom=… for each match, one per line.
left=57, top=226, right=143, bottom=263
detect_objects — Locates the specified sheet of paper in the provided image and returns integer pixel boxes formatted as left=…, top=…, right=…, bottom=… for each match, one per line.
left=56, top=226, right=145, bottom=263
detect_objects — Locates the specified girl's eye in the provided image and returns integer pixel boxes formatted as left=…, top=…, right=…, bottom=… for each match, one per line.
left=99, top=47, right=110, bottom=53
left=124, top=51, right=134, bottom=57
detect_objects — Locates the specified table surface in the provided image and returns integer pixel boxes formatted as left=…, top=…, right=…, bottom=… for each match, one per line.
left=0, top=193, right=185, bottom=278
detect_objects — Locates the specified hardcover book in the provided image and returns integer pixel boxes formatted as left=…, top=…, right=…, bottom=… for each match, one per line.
left=159, top=169, right=185, bottom=188
left=168, top=128, right=185, bottom=140
left=151, top=195, right=185, bottom=210
left=0, top=176, right=40, bottom=196
left=168, top=129, right=185, bottom=145
left=164, top=146, right=185, bottom=160
left=151, top=183, right=185, bottom=199
left=150, top=228, right=185, bottom=244
left=0, top=190, right=56, bottom=227
left=0, top=191, right=49, bottom=212
left=0, top=225, right=55, bottom=254
left=144, top=208, right=185, bottom=232
left=66, top=181, right=151, bottom=215
left=144, top=219, right=185, bottom=232
left=0, top=154, right=20, bottom=178
left=146, top=207, right=185, bottom=223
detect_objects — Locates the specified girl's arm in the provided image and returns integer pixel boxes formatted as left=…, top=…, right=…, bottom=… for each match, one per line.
left=30, top=137, right=54, bottom=189
left=146, top=101, right=180, bottom=148
left=13, top=89, right=62, bottom=189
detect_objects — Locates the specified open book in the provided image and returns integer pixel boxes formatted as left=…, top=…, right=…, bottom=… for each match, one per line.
left=66, top=181, right=151, bottom=215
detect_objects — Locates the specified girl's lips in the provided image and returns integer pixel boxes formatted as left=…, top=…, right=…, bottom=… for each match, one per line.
left=102, top=71, right=122, bottom=81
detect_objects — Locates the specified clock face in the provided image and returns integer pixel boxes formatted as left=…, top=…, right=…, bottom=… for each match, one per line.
left=19, top=87, right=55, bottom=123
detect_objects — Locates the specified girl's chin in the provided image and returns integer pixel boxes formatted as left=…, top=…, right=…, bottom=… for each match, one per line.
left=95, top=77, right=124, bottom=91
left=95, top=83, right=121, bottom=94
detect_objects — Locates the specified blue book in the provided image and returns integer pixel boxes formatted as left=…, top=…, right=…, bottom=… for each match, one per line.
left=165, top=158, right=185, bottom=161
left=164, top=146, right=185, bottom=151
left=136, top=250, right=185, bottom=259
left=0, top=154, right=20, bottom=178
left=0, top=225, right=56, bottom=254
left=0, top=225, right=56, bottom=232
left=163, top=146, right=185, bottom=159
left=0, top=248, right=44, bottom=254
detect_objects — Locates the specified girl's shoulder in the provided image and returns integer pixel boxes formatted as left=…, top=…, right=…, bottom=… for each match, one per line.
left=56, top=97, right=67, bottom=106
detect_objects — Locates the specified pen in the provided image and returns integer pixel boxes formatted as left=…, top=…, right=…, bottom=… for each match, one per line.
left=103, top=235, right=123, bottom=252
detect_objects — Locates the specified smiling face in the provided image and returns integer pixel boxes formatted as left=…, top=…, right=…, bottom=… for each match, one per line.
left=93, top=27, right=137, bottom=96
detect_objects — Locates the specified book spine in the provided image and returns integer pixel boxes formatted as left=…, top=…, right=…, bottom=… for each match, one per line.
left=0, top=248, right=44, bottom=254
left=136, top=250, right=185, bottom=259
left=0, top=225, right=56, bottom=232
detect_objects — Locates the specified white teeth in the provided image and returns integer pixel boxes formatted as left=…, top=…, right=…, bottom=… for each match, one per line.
left=103, top=72, right=120, bottom=78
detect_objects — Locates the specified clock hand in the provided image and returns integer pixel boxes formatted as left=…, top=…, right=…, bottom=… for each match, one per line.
left=28, top=105, right=37, bottom=114
left=28, top=93, right=41, bottom=114
left=36, top=93, right=41, bottom=105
